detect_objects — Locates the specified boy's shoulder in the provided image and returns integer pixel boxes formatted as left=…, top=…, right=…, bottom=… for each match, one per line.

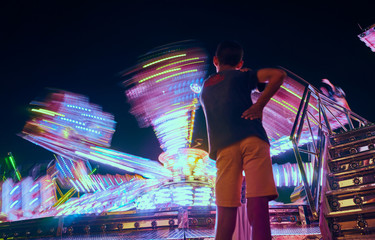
left=203, top=69, right=255, bottom=88
left=203, top=73, right=225, bottom=87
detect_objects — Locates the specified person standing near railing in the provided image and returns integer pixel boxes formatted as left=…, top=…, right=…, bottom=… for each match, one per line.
left=320, top=78, right=351, bottom=110
left=200, top=40, right=285, bottom=240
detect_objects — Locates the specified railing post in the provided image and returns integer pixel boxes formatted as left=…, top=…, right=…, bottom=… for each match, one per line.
left=296, top=91, right=311, bottom=144
left=292, top=139, right=318, bottom=220
left=290, top=86, right=309, bottom=139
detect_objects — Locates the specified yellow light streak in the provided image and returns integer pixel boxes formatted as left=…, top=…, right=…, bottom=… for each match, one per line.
left=176, top=60, right=204, bottom=68
left=143, top=54, right=186, bottom=68
left=43, top=119, right=67, bottom=127
left=280, top=86, right=319, bottom=112
left=156, top=57, right=199, bottom=70
left=280, top=99, right=318, bottom=125
left=280, top=85, right=300, bottom=99
left=53, top=188, right=76, bottom=207
left=40, top=124, right=55, bottom=130
left=188, top=107, right=196, bottom=146
left=281, top=100, right=298, bottom=111
left=308, top=103, right=319, bottom=112
left=271, top=98, right=297, bottom=114
left=138, top=68, right=181, bottom=83
left=282, top=98, right=318, bottom=125
left=155, top=69, right=197, bottom=83
left=54, top=180, right=64, bottom=197
left=31, top=108, right=65, bottom=117
left=165, top=104, right=191, bottom=115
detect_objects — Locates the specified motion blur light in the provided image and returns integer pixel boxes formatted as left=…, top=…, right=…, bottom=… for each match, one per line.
left=134, top=222, right=140, bottom=229
left=168, top=219, right=175, bottom=227
left=100, top=224, right=106, bottom=232
left=358, top=23, right=375, bottom=52
left=357, top=219, right=367, bottom=230
left=151, top=220, right=157, bottom=229
left=332, top=223, right=341, bottom=232
left=117, top=223, right=123, bottom=230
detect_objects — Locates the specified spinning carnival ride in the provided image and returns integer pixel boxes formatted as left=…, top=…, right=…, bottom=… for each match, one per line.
left=1, top=40, right=372, bottom=239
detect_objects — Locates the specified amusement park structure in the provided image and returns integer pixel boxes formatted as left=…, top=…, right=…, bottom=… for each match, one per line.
left=0, top=40, right=374, bottom=240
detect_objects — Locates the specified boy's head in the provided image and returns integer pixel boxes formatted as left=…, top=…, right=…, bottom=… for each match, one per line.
left=214, top=41, right=244, bottom=69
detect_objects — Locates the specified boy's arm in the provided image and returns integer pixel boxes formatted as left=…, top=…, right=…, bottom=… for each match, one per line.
left=241, top=68, right=286, bottom=120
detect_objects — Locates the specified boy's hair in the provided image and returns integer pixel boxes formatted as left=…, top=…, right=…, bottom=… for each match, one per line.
left=215, top=41, right=244, bottom=66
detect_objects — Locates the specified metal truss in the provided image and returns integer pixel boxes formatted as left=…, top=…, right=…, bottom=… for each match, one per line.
left=284, top=70, right=369, bottom=220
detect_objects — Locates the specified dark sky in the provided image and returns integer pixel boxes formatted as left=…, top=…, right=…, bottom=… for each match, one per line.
left=1, top=1, right=374, bottom=173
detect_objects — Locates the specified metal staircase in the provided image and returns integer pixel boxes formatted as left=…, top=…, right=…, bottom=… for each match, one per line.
left=279, top=70, right=374, bottom=239
left=321, top=124, right=375, bottom=239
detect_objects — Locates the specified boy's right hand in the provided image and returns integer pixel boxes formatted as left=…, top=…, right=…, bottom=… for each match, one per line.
left=241, top=102, right=264, bottom=120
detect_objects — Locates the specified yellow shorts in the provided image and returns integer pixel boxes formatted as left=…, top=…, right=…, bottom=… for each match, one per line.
left=215, top=136, right=278, bottom=207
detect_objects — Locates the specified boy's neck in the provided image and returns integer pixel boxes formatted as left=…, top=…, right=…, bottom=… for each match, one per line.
left=216, top=65, right=237, bottom=73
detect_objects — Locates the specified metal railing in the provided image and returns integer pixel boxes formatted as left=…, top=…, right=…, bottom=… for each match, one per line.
left=284, top=68, right=369, bottom=220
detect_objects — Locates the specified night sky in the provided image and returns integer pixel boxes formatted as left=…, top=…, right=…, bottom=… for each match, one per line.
left=1, top=1, right=374, bottom=174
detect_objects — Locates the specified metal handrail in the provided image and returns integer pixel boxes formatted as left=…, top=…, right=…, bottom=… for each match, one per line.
left=288, top=83, right=369, bottom=220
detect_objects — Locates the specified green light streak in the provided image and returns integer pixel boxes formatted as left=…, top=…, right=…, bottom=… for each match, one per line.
left=282, top=100, right=298, bottom=111
left=280, top=86, right=319, bottom=112
left=165, top=103, right=194, bottom=115
left=43, top=119, right=67, bottom=127
left=143, top=54, right=186, bottom=68
left=138, top=68, right=180, bottom=83
left=280, top=85, right=301, bottom=99
left=155, top=69, right=197, bottom=83
left=8, top=153, right=21, bottom=181
left=15, top=171, right=21, bottom=181
left=8, top=155, right=16, bottom=170
left=156, top=57, right=199, bottom=70
left=274, top=99, right=318, bottom=126
left=89, top=168, right=97, bottom=175
left=271, top=98, right=297, bottom=114
left=176, top=60, right=204, bottom=68
left=31, top=108, right=65, bottom=117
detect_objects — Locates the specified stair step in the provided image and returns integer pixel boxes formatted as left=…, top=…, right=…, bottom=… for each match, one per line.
left=330, top=124, right=375, bottom=146
left=328, top=153, right=375, bottom=173
left=329, top=138, right=375, bottom=159
left=327, top=165, right=375, bottom=190
left=329, top=150, right=375, bottom=164
left=325, top=207, right=375, bottom=239
left=325, top=183, right=375, bottom=213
